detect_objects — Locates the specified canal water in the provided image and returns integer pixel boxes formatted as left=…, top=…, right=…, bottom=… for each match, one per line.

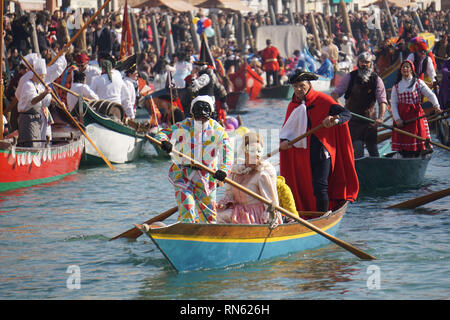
left=0, top=98, right=448, bottom=301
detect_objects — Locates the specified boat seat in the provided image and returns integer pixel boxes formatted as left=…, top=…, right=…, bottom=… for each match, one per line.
left=51, top=123, right=81, bottom=140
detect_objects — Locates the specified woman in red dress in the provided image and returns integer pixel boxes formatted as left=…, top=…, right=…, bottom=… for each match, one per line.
left=390, top=60, right=442, bottom=157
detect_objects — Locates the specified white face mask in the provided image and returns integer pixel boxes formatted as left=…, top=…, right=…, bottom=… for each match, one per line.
left=245, top=143, right=264, bottom=158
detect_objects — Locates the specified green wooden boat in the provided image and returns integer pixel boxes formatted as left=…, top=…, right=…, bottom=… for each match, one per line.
left=355, top=143, right=432, bottom=193
left=81, top=101, right=163, bottom=165
left=259, top=84, right=294, bottom=100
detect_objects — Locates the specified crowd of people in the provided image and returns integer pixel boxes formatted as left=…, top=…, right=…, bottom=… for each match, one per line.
left=1, top=3, right=449, bottom=225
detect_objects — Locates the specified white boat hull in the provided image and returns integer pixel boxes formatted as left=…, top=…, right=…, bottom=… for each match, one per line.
left=84, top=123, right=144, bottom=164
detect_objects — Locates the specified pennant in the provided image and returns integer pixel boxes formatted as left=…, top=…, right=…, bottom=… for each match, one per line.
left=120, top=0, right=134, bottom=60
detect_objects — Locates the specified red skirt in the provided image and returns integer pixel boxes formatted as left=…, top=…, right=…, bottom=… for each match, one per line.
left=391, top=103, right=431, bottom=152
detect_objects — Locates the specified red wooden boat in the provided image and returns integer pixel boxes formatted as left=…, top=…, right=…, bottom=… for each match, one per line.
left=229, top=62, right=264, bottom=100
left=0, top=123, right=83, bottom=192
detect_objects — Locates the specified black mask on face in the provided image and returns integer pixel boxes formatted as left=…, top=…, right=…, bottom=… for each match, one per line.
left=191, top=100, right=212, bottom=120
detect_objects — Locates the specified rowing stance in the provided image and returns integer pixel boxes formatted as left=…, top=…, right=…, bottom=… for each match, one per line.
left=279, top=69, right=359, bottom=213
left=156, top=95, right=233, bottom=223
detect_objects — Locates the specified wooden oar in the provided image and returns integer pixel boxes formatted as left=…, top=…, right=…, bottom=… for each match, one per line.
left=48, top=0, right=112, bottom=65
left=52, top=82, right=93, bottom=102
left=377, top=112, right=450, bottom=144
left=352, top=112, right=450, bottom=152
left=20, top=55, right=116, bottom=171
left=263, top=116, right=338, bottom=160
left=109, top=206, right=178, bottom=241
left=146, top=134, right=376, bottom=260
left=387, top=188, right=450, bottom=209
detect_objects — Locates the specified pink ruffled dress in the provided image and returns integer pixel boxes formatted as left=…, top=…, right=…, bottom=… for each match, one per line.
left=217, top=160, right=283, bottom=225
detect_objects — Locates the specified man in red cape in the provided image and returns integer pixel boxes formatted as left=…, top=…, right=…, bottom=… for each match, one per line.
left=279, top=70, right=359, bottom=212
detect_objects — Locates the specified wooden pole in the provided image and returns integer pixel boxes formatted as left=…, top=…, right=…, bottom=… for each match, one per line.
left=382, top=0, right=397, bottom=36
left=49, top=0, right=112, bottom=66
left=387, top=188, right=450, bottom=209
left=237, top=13, right=246, bottom=54
left=245, top=20, right=255, bottom=53
left=187, top=11, right=200, bottom=53
left=310, top=12, right=321, bottom=51
left=339, top=0, right=353, bottom=38
left=352, top=112, right=450, bottom=152
left=109, top=206, right=178, bottom=241
left=287, top=8, right=294, bottom=25
left=130, top=11, right=141, bottom=55
left=30, top=13, right=41, bottom=56
left=411, top=11, right=424, bottom=33
left=164, top=14, right=175, bottom=58
left=150, top=14, right=161, bottom=56
left=269, top=5, right=277, bottom=25
left=317, top=13, right=328, bottom=39
left=210, top=13, right=221, bottom=48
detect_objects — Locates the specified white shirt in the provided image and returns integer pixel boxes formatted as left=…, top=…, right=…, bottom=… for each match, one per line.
left=17, top=80, right=52, bottom=113
left=122, top=77, right=137, bottom=119
left=406, top=53, right=437, bottom=81
left=82, top=64, right=101, bottom=87
left=90, top=69, right=128, bottom=105
left=173, top=61, right=193, bottom=88
left=390, top=77, right=440, bottom=121
left=16, top=55, right=67, bottom=104
left=67, top=83, right=99, bottom=112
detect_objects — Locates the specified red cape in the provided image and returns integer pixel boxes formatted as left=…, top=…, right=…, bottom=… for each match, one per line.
left=280, top=89, right=359, bottom=211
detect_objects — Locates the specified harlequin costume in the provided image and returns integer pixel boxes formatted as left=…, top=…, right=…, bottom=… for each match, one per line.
left=156, top=96, right=233, bottom=223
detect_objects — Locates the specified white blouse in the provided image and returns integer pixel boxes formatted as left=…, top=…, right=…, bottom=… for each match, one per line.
left=90, top=69, right=129, bottom=105
left=390, top=77, right=440, bottom=122
left=67, top=83, right=99, bottom=112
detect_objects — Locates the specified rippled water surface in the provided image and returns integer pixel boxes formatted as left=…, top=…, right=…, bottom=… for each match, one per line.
left=1, top=98, right=449, bottom=300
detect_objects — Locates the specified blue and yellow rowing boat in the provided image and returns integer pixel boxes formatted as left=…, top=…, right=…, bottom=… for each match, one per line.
left=141, top=201, right=348, bottom=272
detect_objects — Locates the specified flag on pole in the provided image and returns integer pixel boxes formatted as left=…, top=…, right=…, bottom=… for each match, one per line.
left=120, top=0, right=133, bottom=60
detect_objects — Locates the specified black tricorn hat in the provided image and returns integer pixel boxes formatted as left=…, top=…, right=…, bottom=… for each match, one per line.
left=288, top=69, right=319, bottom=84
left=125, top=63, right=137, bottom=75
left=116, top=54, right=137, bottom=72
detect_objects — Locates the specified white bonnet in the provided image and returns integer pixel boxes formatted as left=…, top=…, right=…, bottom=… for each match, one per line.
left=190, top=95, right=215, bottom=113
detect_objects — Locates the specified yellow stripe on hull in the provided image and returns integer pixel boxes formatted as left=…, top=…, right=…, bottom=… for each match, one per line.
left=150, top=217, right=343, bottom=243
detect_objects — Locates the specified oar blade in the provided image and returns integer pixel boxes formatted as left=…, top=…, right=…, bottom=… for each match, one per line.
left=387, top=188, right=450, bottom=209
left=109, top=206, right=178, bottom=241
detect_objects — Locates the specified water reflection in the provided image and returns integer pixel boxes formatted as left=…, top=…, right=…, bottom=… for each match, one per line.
left=136, top=246, right=360, bottom=300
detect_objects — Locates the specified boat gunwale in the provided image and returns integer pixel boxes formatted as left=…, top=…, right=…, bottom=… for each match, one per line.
left=85, top=105, right=146, bottom=139
left=146, top=201, right=348, bottom=242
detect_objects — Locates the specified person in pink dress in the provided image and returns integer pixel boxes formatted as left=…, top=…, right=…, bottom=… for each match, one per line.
left=216, top=132, right=283, bottom=225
